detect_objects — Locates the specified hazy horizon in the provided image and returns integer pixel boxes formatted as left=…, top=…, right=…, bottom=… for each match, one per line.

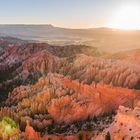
left=0, top=24, right=140, bottom=31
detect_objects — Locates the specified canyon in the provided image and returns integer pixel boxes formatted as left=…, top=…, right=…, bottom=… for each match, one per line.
left=0, top=36, right=140, bottom=139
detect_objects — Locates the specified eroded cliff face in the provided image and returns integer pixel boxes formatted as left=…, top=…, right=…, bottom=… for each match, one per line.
left=0, top=37, right=140, bottom=139
left=94, top=102, right=140, bottom=140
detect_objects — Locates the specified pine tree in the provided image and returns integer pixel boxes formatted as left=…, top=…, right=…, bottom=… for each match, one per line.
left=105, top=131, right=111, bottom=140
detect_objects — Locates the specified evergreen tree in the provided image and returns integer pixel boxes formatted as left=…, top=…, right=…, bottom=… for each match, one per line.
left=105, top=131, right=111, bottom=140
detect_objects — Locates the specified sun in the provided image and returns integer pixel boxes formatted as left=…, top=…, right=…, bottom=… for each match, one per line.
left=109, top=4, right=140, bottom=30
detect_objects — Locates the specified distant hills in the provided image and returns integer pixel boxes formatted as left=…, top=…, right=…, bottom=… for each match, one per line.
left=0, top=24, right=140, bottom=52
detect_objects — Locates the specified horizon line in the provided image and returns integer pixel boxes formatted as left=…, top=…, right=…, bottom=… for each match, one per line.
left=0, top=23, right=140, bottom=31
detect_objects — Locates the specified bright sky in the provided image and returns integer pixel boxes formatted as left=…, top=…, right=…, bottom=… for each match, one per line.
left=0, top=0, right=140, bottom=29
